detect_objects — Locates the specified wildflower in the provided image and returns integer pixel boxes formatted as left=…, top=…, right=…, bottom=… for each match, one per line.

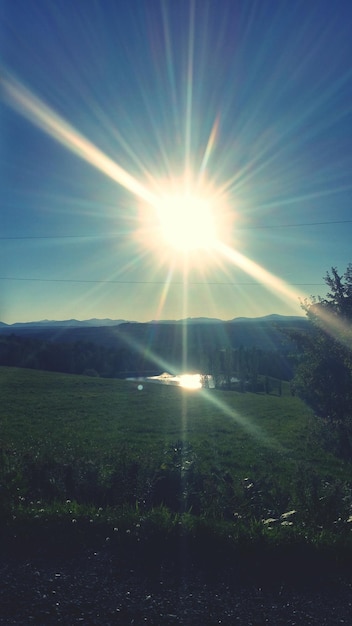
left=280, top=510, right=296, bottom=521
left=262, top=518, right=279, bottom=525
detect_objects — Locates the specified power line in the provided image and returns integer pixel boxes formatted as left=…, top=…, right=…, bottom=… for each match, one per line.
left=0, top=234, right=124, bottom=241
left=243, top=219, right=352, bottom=230
left=0, top=276, right=326, bottom=286
left=1, top=219, right=352, bottom=240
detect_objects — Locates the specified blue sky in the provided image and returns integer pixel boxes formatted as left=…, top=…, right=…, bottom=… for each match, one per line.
left=1, top=0, right=352, bottom=323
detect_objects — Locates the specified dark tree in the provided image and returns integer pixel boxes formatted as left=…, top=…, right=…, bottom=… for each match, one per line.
left=291, top=264, right=352, bottom=455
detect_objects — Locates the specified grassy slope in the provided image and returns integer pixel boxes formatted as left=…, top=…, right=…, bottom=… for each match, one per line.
left=2, top=366, right=352, bottom=569
left=0, top=366, right=346, bottom=486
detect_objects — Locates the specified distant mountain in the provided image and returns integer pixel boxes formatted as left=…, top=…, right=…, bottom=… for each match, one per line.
left=0, top=318, right=131, bottom=328
left=178, top=317, right=224, bottom=324
left=0, top=314, right=304, bottom=329
left=150, top=317, right=223, bottom=324
left=230, top=314, right=304, bottom=323
left=0, top=314, right=309, bottom=380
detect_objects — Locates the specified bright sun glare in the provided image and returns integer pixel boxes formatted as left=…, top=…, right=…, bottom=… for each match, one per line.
left=156, top=192, right=216, bottom=252
left=136, top=174, right=231, bottom=265
left=179, top=373, right=202, bottom=389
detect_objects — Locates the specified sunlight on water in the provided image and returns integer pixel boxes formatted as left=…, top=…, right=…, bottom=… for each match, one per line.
left=144, top=372, right=209, bottom=390
left=178, top=373, right=202, bottom=389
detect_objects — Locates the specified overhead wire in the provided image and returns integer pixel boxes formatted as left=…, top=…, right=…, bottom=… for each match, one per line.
left=1, top=218, right=352, bottom=240
left=1, top=217, right=348, bottom=286
left=0, top=276, right=326, bottom=286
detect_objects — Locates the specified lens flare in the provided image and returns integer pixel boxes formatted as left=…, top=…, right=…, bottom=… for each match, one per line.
left=1, top=73, right=156, bottom=206
left=215, top=241, right=305, bottom=309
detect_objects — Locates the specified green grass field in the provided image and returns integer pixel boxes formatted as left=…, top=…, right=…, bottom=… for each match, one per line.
left=1, top=366, right=352, bottom=560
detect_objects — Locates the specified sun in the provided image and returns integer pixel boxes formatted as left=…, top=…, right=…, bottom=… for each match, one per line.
left=155, top=192, right=217, bottom=252
left=136, top=173, right=231, bottom=264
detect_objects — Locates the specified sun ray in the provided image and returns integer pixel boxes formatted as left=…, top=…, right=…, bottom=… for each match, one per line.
left=252, top=184, right=352, bottom=213
left=309, top=303, right=352, bottom=352
left=111, top=327, right=180, bottom=378
left=160, top=4, right=179, bottom=133
left=181, top=259, right=190, bottom=372
left=199, top=387, right=285, bottom=451
left=184, top=1, right=195, bottom=176
left=1, top=72, right=156, bottom=206
left=152, top=266, right=175, bottom=322
left=91, top=104, right=156, bottom=183
left=198, top=115, right=220, bottom=179
left=215, top=241, right=308, bottom=309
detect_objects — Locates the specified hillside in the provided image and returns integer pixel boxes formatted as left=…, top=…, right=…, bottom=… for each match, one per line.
left=0, top=316, right=308, bottom=377
left=0, top=366, right=345, bottom=501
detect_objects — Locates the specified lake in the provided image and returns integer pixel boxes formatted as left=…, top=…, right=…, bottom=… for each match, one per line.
left=127, top=372, right=215, bottom=390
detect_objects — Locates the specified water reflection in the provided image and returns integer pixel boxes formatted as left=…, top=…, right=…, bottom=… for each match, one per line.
left=179, top=374, right=202, bottom=389
left=147, top=372, right=204, bottom=389
left=127, top=372, right=215, bottom=390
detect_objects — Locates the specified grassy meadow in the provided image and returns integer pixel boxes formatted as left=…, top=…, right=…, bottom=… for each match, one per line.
left=1, top=365, right=352, bottom=566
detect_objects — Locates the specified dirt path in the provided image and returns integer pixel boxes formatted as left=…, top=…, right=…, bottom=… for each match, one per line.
left=1, top=546, right=352, bottom=625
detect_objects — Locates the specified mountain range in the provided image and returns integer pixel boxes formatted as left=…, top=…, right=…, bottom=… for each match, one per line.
left=0, top=314, right=304, bottom=329
left=0, top=314, right=308, bottom=379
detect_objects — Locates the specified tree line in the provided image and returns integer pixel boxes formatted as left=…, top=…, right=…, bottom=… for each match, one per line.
left=0, top=332, right=291, bottom=390
left=288, top=263, right=352, bottom=458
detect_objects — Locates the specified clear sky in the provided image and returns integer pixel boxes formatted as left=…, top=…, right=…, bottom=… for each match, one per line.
left=1, top=0, right=352, bottom=324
